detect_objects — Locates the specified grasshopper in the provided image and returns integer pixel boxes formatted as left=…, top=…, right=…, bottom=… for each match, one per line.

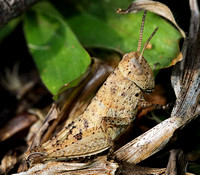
left=26, top=11, right=158, bottom=165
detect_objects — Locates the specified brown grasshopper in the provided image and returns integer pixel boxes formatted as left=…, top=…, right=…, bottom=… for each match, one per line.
left=26, top=11, right=158, bottom=165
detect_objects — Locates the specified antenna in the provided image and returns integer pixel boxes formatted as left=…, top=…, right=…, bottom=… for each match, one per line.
left=139, top=27, right=158, bottom=61
left=137, top=10, right=147, bottom=52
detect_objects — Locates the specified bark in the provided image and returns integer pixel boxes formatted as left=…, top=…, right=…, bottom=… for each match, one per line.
left=0, top=0, right=38, bottom=26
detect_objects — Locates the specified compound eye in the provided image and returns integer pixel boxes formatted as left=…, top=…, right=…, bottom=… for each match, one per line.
left=129, top=58, right=143, bottom=75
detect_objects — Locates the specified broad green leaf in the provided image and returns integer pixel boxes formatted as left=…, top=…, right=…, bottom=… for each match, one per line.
left=65, top=0, right=182, bottom=70
left=0, top=18, right=21, bottom=42
left=23, top=2, right=91, bottom=95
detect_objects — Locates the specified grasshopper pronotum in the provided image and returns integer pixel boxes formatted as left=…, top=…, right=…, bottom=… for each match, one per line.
left=26, top=10, right=158, bottom=165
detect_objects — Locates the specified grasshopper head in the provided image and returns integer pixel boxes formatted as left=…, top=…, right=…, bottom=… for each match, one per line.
left=118, top=51, right=154, bottom=93
left=118, top=10, right=158, bottom=93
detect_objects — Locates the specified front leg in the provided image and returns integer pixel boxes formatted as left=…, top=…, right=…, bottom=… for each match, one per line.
left=139, top=98, right=173, bottom=110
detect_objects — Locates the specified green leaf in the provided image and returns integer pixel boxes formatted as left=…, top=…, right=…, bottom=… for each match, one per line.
left=188, top=164, right=200, bottom=174
left=23, top=1, right=91, bottom=95
left=0, top=18, right=21, bottom=43
left=65, top=0, right=182, bottom=70
left=53, top=71, right=89, bottom=100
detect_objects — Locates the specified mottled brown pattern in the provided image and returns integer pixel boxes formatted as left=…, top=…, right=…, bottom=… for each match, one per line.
left=25, top=12, right=156, bottom=165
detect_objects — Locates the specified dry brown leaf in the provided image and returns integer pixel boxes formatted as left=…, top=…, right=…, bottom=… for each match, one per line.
left=26, top=120, right=43, bottom=147
left=117, top=0, right=186, bottom=38
left=114, top=116, right=188, bottom=164
left=120, top=163, right=166, bottom=175
left=15, top=156, right=118, bottom=175
left=165, top=149, right=187, bottom=175
left=0, top=150, right=17, bottom=174
left=0, top=146, right=26, bottom=175
left=28, top=104, right=59, bottom=149
left=0, top=113, right=37, bottom=142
